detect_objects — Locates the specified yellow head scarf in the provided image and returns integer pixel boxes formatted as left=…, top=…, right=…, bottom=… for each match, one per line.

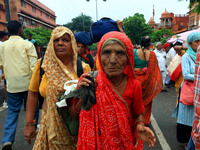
left=42, top=26, right=78, bottom=145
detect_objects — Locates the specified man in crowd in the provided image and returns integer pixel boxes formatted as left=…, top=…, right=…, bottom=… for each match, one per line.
left=26, top=33, right=40, bottom=57
left=0, top=31, right=9, bottom=44
left=26, top=33, right=37, bottom=47
left=163, top=43, right=173, bottom=88
left=154, top=42, right=167, bottom=92
left=0, top=31, right=9, bottom=109
left=0, top=20, right=38, bottom=150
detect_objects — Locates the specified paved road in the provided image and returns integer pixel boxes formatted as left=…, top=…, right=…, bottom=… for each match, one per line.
left=0, top=80, right=5, bottom=106
left=0, top=86, right=187, bottom=150
left=148, top=86, right=186, bottom=150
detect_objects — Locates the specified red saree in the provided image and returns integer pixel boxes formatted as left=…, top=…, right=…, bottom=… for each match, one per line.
left=77, top=32, right=144, bottom=149
left=134, top=51, right=163, bottom=123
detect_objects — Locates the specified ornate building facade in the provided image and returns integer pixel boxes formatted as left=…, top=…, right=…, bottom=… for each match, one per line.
left=148, top=9, right=189, bottom=34
left=0, top=0, right=56, bottom=31
left=0, top=0, right=7, bottom=30
left=188, top=3, right=200, bottom=30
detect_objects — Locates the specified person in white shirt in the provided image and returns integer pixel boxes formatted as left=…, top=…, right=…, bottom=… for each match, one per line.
left=154, top=42, right=167, bottom=92
left=154, top=42, right=166, bottom=58
left=169, top=46, right=176, bottom=58
left=0, top=21, right=37, bottom=150
left=163, top=43, right=173, bottom=87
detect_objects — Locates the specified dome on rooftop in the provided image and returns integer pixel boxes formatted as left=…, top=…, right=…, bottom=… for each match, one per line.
left=148, top=17, right=156, bottom=25
left=161, top=10, right=171, bottom=18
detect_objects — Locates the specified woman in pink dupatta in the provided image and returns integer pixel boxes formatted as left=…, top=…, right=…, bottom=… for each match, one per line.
left=71, top=31, right=156, bottom=149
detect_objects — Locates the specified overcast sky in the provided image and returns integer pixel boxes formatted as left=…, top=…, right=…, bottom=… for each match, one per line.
left=38, top=0, right=190, bottom=25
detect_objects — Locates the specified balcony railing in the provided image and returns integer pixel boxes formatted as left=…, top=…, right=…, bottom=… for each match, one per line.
left=163, top=22, right=172, bottom=27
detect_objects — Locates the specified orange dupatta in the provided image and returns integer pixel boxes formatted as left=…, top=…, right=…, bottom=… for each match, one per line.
left=134, top=51, right=163, bottom=123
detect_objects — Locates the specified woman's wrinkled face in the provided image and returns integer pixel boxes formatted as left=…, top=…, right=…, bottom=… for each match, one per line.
left=100, top=42, right=128, bottom=78
left=189, top=40, right=200, bottom=52
left=77, top=43, right=86, bottom=55
left=53, top=33, right=73, bottom=57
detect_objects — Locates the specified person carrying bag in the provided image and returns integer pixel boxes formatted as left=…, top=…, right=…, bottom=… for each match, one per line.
left=179, top=80, right=194, bottom=106
left=179, top=55, right=195, bottom=106
left=173, top=32, right=200, bottom=145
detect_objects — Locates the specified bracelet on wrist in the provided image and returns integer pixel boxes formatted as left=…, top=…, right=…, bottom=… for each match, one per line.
left=135, top=120, right=146, bottom=127
left=72, top=103, right=80, bottom=114
left=24, top=119, right=36, bottom=126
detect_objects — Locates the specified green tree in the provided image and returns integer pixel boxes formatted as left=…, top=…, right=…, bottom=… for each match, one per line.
left=24, top=27, right=51, bottom=47
left=123, top=13, right=154, bottom=44
left=150, top=28, right=174, bottom=44
left=88, top=43, right=97, bottom=50
left=189, top=0, right=200, bottom=14
left=179, top=0, right=200, bottom=14
left=64, top=15, right=93, bottom=32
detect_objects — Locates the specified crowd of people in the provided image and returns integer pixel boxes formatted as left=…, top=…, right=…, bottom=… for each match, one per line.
left=0, top=19, right=200, bottom=150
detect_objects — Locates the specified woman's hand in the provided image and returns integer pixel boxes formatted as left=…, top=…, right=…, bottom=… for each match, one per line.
left=23, top=125, right=36, bottom=144
left=136, top=123, right=156, bottom=147
left=77, top=73, right=92, bottom=88
left=117, top=20, right=124, bottom=33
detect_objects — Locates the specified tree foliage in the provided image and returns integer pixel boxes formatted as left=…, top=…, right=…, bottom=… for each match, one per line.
left=179, top=0, right=200, bottom=14
left=150, top=28, right=174, bottom=44
left=24, top=27, right=51, bottom=47
left=189, top=0, right=200, bottom=14
left=64, top=15, right=93, bottom=32
left=88, top=43, right=97, bottom=50
left=123, top=13, right=154, bottom=44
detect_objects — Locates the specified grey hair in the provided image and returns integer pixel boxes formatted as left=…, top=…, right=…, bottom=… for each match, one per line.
left=101, top=38, right=126, bottom=51
left=156, top=42, right=162, bottom=47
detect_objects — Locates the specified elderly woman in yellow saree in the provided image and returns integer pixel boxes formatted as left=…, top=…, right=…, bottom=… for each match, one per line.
left=23, top=26, right=90, bottom=149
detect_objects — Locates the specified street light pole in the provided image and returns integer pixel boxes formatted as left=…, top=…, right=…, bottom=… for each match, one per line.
left=86, top=0, right=106, bottom=21
left=81, top=9, right=85, bottom=31
left=96, top=0, right=98, bottom=21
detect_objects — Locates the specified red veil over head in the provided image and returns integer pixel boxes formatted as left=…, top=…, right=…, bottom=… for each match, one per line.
left=77, top=32, right=142, bottom=150
left=97, top=31, right=136, bottom=79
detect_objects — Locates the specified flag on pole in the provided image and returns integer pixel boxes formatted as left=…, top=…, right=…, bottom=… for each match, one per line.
left=153, top=5, right=155, bottom=20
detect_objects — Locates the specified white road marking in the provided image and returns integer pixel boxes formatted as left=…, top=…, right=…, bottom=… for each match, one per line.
left=151, top=114, right=171, bottom=150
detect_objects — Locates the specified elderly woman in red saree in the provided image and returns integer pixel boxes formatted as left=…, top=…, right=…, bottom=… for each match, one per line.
left=72, top=32, right=156, bottom=149
left=134, top=36, right=163, bottom=124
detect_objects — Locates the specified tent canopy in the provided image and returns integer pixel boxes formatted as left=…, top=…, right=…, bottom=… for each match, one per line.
left=167, top=28, right=200, bottom=43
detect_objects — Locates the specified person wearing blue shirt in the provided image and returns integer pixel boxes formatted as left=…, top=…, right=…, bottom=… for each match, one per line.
left=175, top=32, right=200, bottom=149
left=26, top=33, right=37, bottom=47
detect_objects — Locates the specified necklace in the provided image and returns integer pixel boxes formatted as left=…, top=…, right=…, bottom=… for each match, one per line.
left=113, top=75, right=125, bottom=87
